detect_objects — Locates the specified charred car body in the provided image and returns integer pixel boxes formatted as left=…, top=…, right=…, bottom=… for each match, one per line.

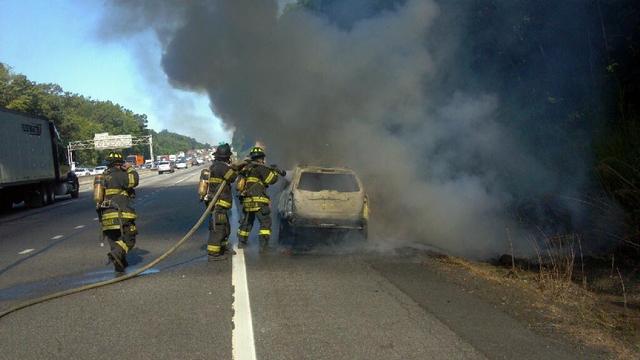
left=277, top=166, right=369, bottom=244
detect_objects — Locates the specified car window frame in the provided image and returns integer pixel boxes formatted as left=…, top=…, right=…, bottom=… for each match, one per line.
left=294, top=169, right=361, bottom=193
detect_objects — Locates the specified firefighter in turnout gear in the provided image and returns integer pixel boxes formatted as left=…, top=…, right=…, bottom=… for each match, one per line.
left=94, top=151, right=139, bottom=272
left=237, top=146, right=285, bottom=253
left=199, top=143, right=238, bottom=260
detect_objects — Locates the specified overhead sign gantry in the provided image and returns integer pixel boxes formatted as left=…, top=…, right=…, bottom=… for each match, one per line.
left=66, top=133, right=154, bottom=165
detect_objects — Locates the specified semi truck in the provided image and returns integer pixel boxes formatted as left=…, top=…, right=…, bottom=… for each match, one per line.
left=0, top=108, right=79, bottom=210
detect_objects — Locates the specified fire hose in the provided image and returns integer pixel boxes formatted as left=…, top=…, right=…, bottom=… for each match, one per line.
left=0, top=180, right=226, bottom=320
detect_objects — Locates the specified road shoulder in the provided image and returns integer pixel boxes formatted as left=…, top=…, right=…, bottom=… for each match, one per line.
left=371, top=255, right=607, bottom=359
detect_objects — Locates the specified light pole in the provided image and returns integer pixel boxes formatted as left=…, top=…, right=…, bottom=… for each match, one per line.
left=67, top=145, right=73, bottom=168
left=148, top=135, right=154, bottom=161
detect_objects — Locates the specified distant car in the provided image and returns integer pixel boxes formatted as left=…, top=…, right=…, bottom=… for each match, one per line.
left=94, top=166, right=107, bottom=175
left=277, top=166, right=369, bottom=245
left=175, top=161, right=188, bottom=169
left=74, top=167, right=91, bottom=176
left=157, top=161, right=174, bottom=174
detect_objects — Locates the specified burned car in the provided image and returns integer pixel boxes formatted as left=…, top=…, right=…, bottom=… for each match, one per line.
left=277, top=166, right=369, bottom=244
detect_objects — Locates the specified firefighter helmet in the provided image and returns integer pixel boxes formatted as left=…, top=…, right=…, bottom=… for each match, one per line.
left=249, top=146, right=265, bottom=160
left=214, top=143, right=232, bottom=159
left=106, top=151, right=124, bottom=166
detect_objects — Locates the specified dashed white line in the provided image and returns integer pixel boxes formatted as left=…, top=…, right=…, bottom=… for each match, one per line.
left=51, top=235, right=63, bottom=240
left=74, top=225, right=85, bottom=229
left=18, top=248, right=35, bottom=255
left=93, top=217, right=99, bottom=221
left=175, top=172, right=198, bottom=184
left=232, top=245, right=257, bottom=360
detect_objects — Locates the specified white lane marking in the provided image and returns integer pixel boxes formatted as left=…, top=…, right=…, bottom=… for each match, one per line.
left=232, top=245, right=257, bottom=360
left=51, top=235, right=63, bottom=240
left=175, top=172, right=198, bottom=184
left=93, top=217, right=99, bottom=221
left=18, top=248, right=35, bottom=255
left=74, top=225, right=85, bottom=229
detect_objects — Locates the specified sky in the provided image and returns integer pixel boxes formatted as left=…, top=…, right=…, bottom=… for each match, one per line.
left=0, top=0, right=231, bottom=144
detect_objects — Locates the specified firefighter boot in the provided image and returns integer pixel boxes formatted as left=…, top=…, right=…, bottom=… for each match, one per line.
left=259, top=237, right=269, bottom=254
left=222, top=240, right=236, bottom=255
left=207, top=243, right=226, bottom=261
left=208, top=253, right=228, bottom=261
left=107, top=250, right=126, bottom=273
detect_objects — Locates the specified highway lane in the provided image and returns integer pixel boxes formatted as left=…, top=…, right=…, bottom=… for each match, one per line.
left=0, top=168, right=598, bottom=359
left=1, top=166, right=232, bottom=360
left=0, top=166, right=206, bottom=299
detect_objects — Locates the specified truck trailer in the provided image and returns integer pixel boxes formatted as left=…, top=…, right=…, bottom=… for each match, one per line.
left=0, top=108, right=79, bottom=210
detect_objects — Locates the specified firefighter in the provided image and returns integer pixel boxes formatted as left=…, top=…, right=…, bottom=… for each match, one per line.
left=236, top=146, right=284, bottom=253
left=198, top=143, right=238, bottom=260
left=95, top=151, right=139, bottom=272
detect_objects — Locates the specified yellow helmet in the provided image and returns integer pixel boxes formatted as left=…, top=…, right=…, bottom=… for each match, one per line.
left=249, top=146, right=265, bottom=160
left=106, top=151, right=124, bottom=166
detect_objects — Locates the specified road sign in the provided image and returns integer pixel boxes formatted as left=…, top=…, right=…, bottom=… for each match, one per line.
left=94, top=132, right=109, bottom=139
left=93, top=134, right=132, bottom=150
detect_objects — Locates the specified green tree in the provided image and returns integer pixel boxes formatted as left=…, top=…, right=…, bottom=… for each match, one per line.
left=0, top=63, right=208, bottom=166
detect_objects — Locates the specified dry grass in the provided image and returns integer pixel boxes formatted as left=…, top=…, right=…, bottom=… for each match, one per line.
left=435, top=245, right=640, bottom=359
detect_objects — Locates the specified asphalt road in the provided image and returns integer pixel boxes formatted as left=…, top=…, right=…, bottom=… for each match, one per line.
left=0, top=167, right=598, bottom=359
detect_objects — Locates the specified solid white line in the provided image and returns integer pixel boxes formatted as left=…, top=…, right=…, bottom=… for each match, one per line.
left=51, top=235, right=63, bottom=240
left=18, top=248, right=35, bottom=255
left=74, top=225, right=85, bottom=229
left=232, top=246, right=257, bottom=360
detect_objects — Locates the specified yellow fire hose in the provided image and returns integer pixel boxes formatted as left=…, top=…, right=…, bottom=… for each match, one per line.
left=0, top=181, right=226, bottom=320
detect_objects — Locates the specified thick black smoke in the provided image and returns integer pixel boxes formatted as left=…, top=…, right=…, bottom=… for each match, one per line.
left=101, top=0, right=611, bottom=258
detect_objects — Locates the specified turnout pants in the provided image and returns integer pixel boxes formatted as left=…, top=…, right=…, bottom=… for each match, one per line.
left=104, top=222, right=137, bottom=264
left=237, top=205, right=272, bottom=246
left=208, top=206, right=230, bottom=256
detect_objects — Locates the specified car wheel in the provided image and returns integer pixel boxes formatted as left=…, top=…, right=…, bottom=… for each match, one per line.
left=46, top=184, right=55, bottom=204
left=25, top=189, right=45, bottom=208
left=278, top=220, right=294, bottom=245
left=278, top=221, right=286, bottom=244
left=70, top=180, right=80, bottom=199
left=0, top=196, right=12, bottom=212
left=358, top=224, right=368, bottom=241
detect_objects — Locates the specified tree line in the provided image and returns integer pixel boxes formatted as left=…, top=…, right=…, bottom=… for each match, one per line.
left=0, top=63, right=208, bottom=166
